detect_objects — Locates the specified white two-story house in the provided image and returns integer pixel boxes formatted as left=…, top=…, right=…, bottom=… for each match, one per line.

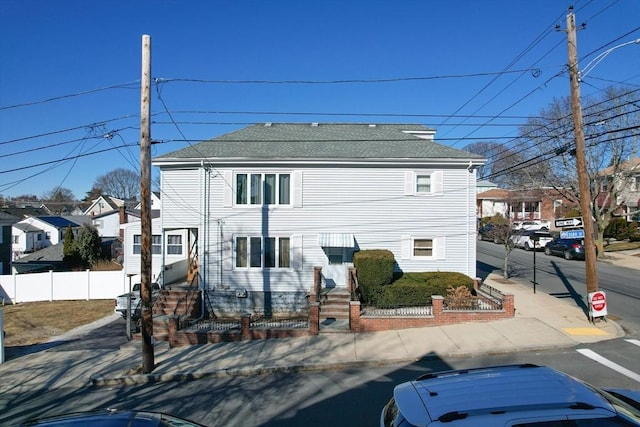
left=151, top=123, right=485, bottom=316
left=11, top=216, right=82, bottom=260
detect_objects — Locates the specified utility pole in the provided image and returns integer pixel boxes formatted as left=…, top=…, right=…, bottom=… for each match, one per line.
left=139, top=34, right=154, bottom=373
left=565, top=8, right=599, bottom=295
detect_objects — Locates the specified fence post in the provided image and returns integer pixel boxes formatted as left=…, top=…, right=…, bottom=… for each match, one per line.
left=0, top=307, right=4, bottom=364
left=349, top=300, right=360, bottom=332
left=241, top=313, right=251, bottom=340
left=49, top=270, right=54, bottom=302
left=309, top=302, right=320, bottom=335
left=432, top=295, right=444, bottom=325
left=87, top=269, right=91, bottom=301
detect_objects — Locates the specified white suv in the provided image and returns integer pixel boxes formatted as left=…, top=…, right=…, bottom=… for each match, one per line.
left=381, top=364, right=640, bottom=426
left=513, top=220, right=551, bottom=231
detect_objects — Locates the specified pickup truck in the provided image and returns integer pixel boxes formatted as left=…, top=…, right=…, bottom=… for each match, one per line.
left=114, top=282, right=161, bottom=319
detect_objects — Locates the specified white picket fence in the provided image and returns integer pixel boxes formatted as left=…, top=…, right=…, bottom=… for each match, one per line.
left=0, top=270, right=131, bottom=304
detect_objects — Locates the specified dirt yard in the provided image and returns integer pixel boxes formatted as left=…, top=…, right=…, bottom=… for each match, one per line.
left=2, top=300, right=115, bottom=347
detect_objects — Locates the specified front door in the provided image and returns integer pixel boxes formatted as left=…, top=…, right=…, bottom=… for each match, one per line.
left=323, top=247, right=347, bottom=288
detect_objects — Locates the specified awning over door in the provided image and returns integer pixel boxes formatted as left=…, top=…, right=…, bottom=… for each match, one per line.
left=318, top=233, right=355, bottom=247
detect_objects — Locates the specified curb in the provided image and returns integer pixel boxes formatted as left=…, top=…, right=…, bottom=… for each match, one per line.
left=89, top=340, right=601, bottom=387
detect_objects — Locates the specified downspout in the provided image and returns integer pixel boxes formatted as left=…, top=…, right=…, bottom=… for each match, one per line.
left=200, top=161, right=207, bottom=318
left=467, top=161, right=473, bottom=277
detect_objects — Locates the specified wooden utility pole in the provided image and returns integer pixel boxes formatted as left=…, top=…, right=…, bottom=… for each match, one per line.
left=140, top=34, right=154, bottom=373
left=565, top=9, right=599, bottom=295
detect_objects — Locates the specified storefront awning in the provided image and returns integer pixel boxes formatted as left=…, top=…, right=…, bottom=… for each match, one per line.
left=318, top=233, right=355, bottom=247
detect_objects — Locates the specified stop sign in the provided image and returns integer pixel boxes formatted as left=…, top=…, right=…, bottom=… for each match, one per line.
left=588, top=291, right=607, bottom=317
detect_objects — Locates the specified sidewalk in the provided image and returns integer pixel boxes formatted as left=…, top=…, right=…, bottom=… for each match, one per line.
left=0, top=251, right=636, bottom=390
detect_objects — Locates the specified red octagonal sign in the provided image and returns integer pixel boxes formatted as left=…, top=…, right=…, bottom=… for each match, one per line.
left=589, top=291, right=607, bottom=317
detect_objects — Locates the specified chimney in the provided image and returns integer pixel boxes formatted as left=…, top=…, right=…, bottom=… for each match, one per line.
left=119, top=206, right=127, bottom=240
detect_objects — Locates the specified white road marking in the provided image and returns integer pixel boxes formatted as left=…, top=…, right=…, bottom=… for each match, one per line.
left=625, top=339, right=640, bottom=347
left=576, top=348, right=640, bottom=383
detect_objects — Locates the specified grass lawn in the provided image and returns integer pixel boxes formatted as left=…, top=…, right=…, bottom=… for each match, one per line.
left=2, top=299, right=115, bottom=347
left=603, top=240, right=640, bottom=252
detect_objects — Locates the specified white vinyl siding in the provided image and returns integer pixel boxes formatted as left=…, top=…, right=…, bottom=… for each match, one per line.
left=160, top=168, right=202, bottom=228
left=200, top=165, right=476, bottom=291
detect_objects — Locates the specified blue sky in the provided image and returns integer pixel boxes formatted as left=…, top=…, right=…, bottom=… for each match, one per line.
left=1, top=0, right=639, bottom=200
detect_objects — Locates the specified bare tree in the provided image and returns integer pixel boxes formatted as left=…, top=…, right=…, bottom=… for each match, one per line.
left=464, top=140, right=546, bottom=188
left=41, top=187, right=76, bottom=214
left=517, top=86, right=639, bottom=254
left=94, top=168, right=140, bottom=201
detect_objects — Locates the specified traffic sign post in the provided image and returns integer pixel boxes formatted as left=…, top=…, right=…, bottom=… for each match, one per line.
left=588, top=291, right=607, bottom=323
left=555, top=217, right=583, bottom=228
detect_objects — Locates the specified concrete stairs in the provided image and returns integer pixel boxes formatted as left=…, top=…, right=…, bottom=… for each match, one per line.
left=133, top=285, right=201, bottom=342
left=319, top=288, right=351, bottom=333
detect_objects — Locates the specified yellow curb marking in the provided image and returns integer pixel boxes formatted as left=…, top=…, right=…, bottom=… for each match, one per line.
left=562, top=327, right=609, bottom=336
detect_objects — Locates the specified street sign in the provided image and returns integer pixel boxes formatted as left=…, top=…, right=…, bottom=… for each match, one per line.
left=588, top=291, right=607, bottom=319
left=555, top=217, right=583, bottom=228
left=560, top=229, right=585, bottom=239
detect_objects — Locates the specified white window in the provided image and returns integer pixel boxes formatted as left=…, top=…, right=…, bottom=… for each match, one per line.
left=12, top=235, right=19, bottom=244
left=235, top=236, right=291, bottom=269
left=416, top=174, right=431, bottom=193
left=405, top=170, right=443, bottom=195
left=236, top=173, right=291, bottom=206
left=133, top=234, right=162, bottom=254
left=413, top=239, right=433, bottom=257
left=167, top=234, right=182, bottom=255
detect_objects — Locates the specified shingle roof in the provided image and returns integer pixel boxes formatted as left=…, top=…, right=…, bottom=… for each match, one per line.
left=154, top=123, right=486, bottom=163
left=38, top=216, right=81, bottom=228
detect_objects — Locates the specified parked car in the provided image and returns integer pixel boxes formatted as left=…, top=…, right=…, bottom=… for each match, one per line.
left=510, top=229, right=553, bottom=251
left=477, top=223, right=510, bottom=244
left=19, top=409, right=205, bottom=426
left=380, top=364, right=640, bottom=427
left=114, top=282, right=161, bottom=319
left=513, top=219, right=551, bottom=231
left=545, top=237, right=598, bottom=260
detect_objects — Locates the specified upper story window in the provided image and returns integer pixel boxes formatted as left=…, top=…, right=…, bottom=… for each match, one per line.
left=405, top=170, right=443, bottom=196
left=236, top=173, right=291, bottom=206
left=235, top=236, right=291, bottom=269
left=12, top=235, right=19, bottom=244
left=634, top=175, right=640, bottom=191
left=416, top=174, right=431, bottom=193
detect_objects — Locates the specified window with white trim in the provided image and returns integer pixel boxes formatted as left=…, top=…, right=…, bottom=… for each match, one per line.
left=416, top=174, right=431, bottom=193
left=236, top=173, right=291, bottom=205
left=235, top=236, right=291, bottom=269
left=133, top=234, right=162, bottom=254
left=413, top=239, right=433, bottom=257
left=167, top=234, right=183, bottom=255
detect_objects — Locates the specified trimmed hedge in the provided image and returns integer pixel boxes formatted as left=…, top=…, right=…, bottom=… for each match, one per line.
left=359, top=271, right=475, bottom=307
left=353, top=249, right=395, bottom=288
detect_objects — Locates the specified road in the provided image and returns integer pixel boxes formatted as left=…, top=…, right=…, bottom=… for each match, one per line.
left=2, top=334, right=638, bottom=426
left=477, top=240, right=640, bottom=337
left=1, top=245, right=639, bottom=426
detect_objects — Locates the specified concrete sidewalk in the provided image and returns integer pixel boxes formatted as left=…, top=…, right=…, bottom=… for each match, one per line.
left=0, top=251, right=635, bottom=390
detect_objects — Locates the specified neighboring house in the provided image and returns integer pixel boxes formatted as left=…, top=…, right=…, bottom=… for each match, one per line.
left=134, top=192, right=162, bottom=210
left=91, top=207, right=142, bottom=238
left=83, top=195, right=125, bottom=216
left=596, top=157, right=640, bottom=222
left=11, top=216, right=82, bottom=260
left=121, top=216, right=189, bottom=283
left=11, top=242, right=66, bottom=273
left=477, top=187, right=577, bottom=228
left=0, top=211, right=19, bottom=274
left=476, top=180, right=498, bottom=194
left=151, top=123, right=485, bottom=316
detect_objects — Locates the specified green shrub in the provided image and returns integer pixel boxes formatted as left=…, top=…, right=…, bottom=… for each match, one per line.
left=604, top=218, right=630, bottom=240
left=360, top=271, right=474, bottom=307
left=629, top=222, right=640, bottom=242
left=353, top=249, right=395, bottom=287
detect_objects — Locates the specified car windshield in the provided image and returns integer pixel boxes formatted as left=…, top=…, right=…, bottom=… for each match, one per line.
left=596, top=388, right=640, bottom=422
